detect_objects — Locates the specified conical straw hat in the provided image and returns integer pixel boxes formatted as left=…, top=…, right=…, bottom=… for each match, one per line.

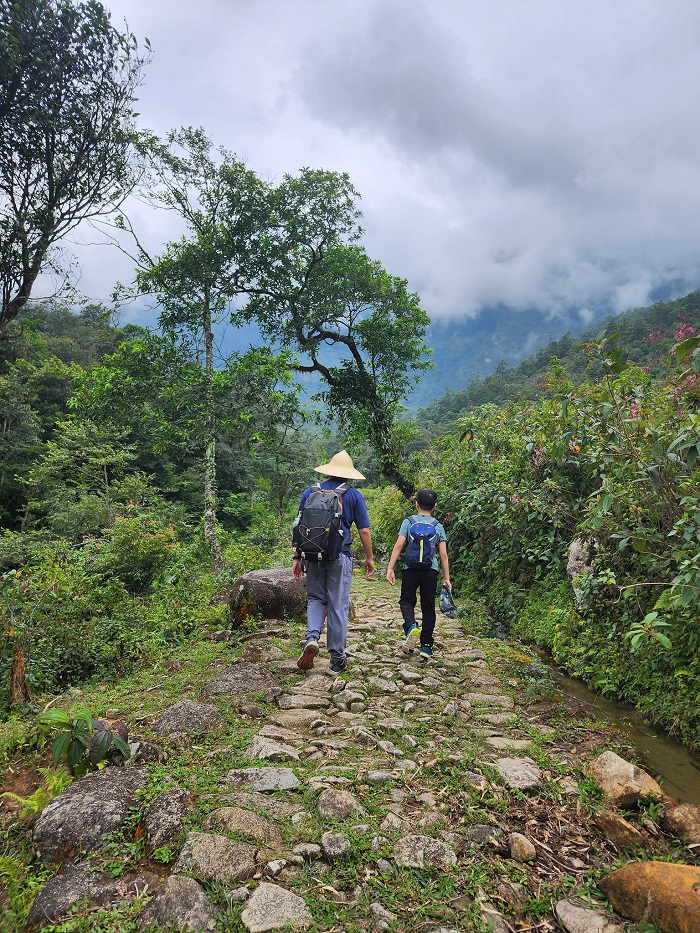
left=314, top=450, right=365, bottom=480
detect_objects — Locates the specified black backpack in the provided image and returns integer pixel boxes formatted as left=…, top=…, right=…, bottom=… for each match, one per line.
left=292, top=483, right=348, bottom=561
left=404, top=515, right=439, bottom=568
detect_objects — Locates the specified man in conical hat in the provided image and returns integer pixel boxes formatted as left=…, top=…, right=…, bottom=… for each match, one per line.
left=292, top=450, right=375, bottom=674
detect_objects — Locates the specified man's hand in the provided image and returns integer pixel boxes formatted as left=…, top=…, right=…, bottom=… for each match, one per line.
left=292, top=557, right=304, bottom=581
left=386, top=567, right=396, bottom=585
left=363, top=557, right=375, bottom=577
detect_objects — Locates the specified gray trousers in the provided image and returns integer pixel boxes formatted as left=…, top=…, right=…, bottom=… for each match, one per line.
left=304, top=552, right=353, bottom=662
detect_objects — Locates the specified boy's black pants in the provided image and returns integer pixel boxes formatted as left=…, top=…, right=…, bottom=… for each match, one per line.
left=399, top=567, right=439, bottom=647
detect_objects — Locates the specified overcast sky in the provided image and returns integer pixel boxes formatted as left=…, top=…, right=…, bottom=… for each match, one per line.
left=72, top=0, right=700, bottom=325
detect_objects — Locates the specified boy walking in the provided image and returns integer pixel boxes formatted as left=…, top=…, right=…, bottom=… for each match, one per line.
left=386, top=488, right=451, bottom=660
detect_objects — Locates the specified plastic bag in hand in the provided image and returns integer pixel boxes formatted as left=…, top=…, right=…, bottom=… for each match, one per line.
left=439, top=583, right=458, bottom=618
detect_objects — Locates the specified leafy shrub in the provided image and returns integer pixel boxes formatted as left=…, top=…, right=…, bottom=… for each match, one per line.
left=399, top=330, right=700, bottom=749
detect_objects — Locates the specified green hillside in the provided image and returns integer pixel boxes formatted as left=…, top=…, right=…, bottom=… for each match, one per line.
left=418, top=290, right=700, bottom=430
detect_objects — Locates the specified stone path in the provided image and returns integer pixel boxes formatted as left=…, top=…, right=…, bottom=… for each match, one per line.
left=25, top=575, right=700, bottom=932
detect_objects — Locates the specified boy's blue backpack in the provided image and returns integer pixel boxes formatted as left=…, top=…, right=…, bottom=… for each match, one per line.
left=404, top=515, right=439, bottom=569
left=292, top=483, right=348, bottom=561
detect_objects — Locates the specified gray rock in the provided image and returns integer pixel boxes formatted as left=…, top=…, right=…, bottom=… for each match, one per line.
left=245, top=735, right=300, bottom=762
left=661, top=802, right=700, bottom=844
left=225, top=767, right=300, bottom=792
left=509, top=832, right=536, bottom=861
left=293, top=673, right=332, bottom=695
left=229, top=569, right=307, bottom=627
left=143, top=786, right=189, bottom=851
left=366, top=771, right=397, bottom=784
left=152, top=700, right=221, bottom=736
left=203, top=661, right=279, bottom=697
left=209, top=629, right=234, bottom=641
left=465, top=823, right=501, bottom=845
left=368, top=676, right=399, bottom=693
left=269, top=709, right=328, bottom=730
left=229, top=886, right=251, bottom=902
left=137, top=875, right=216, bottom=932
left=497, top=880, right=529, bottom=915
left=293, top=842, right=322, bottom=859
left=486, top=736, right=531, bottom=751
left=381, top=811, right=410, bottom=834
left=494, top=757, right=542, bottom=790
left=555, top=898, right=620, bottom=933
left=370, top=902, right=398, bottom=923
left=258, top=725, right=303, bottom=745
left=240, top=882, right=312, bottom=932
left=25, top=862, right=151, bottom=930
left=377, top=858, right=393, bottom=874
left=377, top=740, right=402, bottom=757
left=376, top=718, right=407, bottom=731
left=321, top=832, right=351, bottom=859
left=567, top=538, right=595, bottom=604
left=205, top=807, right=283, bottom=848
left=264, top=859, right=287, bottom=878
left=394, top=834, right=457, bottom=869
left=418, top=812, right=446, bottom=830
left=317, top=788, right=366, bottom=820
left=462, top=770, right=488, bottom=789
left=222, top=791, right=301, bottom=818
left=277, top=694, right=329, bottom=710
left=398, top=669, right=422, bottom=683
left=477, top=892, right=510, bottom=933
left=129, top=737, right=168, bottom=764
left=174, top=832, right=258, bottom=884
left=33, top=766, right=148, bottom=862
left=464, top=693, right=515, bottom=708
left=585, top=750, right=663, bottom=807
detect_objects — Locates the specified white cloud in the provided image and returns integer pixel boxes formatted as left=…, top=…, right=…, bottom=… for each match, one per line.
left=63, top=0, right=700, bottom=323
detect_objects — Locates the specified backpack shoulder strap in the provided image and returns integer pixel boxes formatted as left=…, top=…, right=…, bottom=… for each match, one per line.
left=428, top=517, right=438, bottom=527
left=407, top=514, right=418, bottom=526
left=335, top=482, right=349, bottom=497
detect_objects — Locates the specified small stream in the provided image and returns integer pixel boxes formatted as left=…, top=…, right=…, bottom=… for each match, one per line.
left=534, top=651, right=700, bottom=805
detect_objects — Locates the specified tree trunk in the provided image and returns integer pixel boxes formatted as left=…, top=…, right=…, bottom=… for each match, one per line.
left=202, top=298, right=224, bottom=571
left=10, top=649, right=32, bottom=705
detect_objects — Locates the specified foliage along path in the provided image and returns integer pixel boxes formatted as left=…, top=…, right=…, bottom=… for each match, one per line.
left=16, top=573, right=700, bottom=932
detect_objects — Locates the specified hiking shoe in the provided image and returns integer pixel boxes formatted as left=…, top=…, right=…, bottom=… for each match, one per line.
left=329, top=657, right=348, bottom=674
left=297, top=639, right=319, bottom=670
left=420, top=644, right=433, bottom=661
left=402, top=625, right=420, bottom=653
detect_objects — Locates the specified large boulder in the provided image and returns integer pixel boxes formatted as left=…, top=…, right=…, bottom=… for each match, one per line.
left=33, top=767, right=148, bottom=863
left=228, top=569, right=307, bottom=627
left=240, top=882, right=312, bottom=932
left=661, top=802, right=700, bottom=845
left=25, top=862, right=159, bottom=931
left=600, top=861, right=700, bottom=933
left=585, top=751, right=663, bottom=807
left=137, top=875, right=216, bottom=932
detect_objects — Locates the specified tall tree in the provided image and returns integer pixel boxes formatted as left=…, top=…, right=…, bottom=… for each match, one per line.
left=132, top=129, right=361, bottom=564
left=0, top=0, right=149, bottom=330
left=246, top=244, right=432, bottom=496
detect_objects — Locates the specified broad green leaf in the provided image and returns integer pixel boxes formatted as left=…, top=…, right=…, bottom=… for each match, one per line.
left=39, top=711, right=71, bottom=727
left=89, top=729, right=112, bottom=765
left=654, top=633, right=672, bottom=649
left=51, top=732, right=71, bottom=766
left=66, top=739, right=85, bottom=770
